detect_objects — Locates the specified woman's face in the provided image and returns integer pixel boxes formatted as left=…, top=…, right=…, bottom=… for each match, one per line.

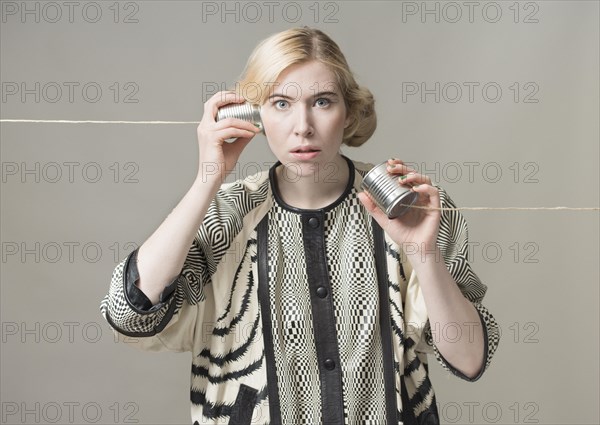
left=260, top=60, right=351, bottom=180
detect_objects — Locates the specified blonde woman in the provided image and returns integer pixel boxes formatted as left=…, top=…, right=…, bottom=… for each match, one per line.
left=101, top=27, right=499, bottom=425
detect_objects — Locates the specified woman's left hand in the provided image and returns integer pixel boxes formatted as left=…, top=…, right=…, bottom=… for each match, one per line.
left=357, top=159, right=442, bottom=256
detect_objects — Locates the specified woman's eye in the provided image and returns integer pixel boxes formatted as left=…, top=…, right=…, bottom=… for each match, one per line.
left=315, top=98, right=331, bottom=107
left=274, top=100, right=289, bottom=109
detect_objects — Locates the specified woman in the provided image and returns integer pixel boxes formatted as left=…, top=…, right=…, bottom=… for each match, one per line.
left=100, top=27, right=499, bottom=425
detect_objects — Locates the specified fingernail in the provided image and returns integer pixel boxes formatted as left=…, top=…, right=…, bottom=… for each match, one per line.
left=399, top=175, right=408, bottom=181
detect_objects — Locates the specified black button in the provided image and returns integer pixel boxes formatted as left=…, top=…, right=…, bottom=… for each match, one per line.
left=308, top=217, right=320, bottom=228
left=316, top=286, right=328, bottom=298
left=324, top=358, right=335, bottom=370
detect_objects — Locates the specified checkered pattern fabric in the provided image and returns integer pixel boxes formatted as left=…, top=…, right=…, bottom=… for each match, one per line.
left=264, top=190, right=387, bottom=423
left=99, top=159, right=500, bottom=425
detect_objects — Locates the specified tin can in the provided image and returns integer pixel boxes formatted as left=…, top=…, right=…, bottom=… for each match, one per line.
left=216, top=102, right=263, bottom=132
left=361, top=162, right=419, bottom=218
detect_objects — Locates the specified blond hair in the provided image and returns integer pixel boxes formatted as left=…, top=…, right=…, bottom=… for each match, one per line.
left=233, top=27, right=376, bottom=147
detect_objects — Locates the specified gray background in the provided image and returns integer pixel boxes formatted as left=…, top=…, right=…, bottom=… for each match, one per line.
left=1, top=1, right=598, bottom=424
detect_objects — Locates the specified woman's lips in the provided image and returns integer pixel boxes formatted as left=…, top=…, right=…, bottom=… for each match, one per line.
left=292, top=151, right=321, bottom=161
left=290, top=150, right=321, bottom=160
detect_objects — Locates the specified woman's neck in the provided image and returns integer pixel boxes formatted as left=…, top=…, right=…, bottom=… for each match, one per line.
left=275, top=155, right=350, bottom=210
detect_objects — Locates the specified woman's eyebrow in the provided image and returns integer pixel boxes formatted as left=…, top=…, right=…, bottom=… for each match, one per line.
left=267, top=91, right=340, bottom=100
left=312, top=91, right=339, bottom=98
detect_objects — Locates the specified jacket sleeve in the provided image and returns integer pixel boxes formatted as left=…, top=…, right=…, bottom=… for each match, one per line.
left=99, top=178, right=269, bottom=353
left=422, top=186, right=500, bottom=381
left=99, top=237, right=207, bottom=352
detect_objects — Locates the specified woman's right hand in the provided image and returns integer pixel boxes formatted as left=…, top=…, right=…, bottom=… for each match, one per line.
left=196, top=91, right=261, bottom=183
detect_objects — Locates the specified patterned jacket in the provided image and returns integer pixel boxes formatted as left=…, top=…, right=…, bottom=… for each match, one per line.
left=100, top=157, right=500, bottom=425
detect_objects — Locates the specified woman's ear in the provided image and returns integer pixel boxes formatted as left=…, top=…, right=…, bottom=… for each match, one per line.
left=344, top=115, right=352, bottom=129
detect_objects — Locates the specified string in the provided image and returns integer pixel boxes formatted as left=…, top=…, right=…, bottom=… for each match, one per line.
left=406, top=206, right=599, bottom=211
left=0, top=119, right=199, bottom=125
left=2, top=118, right=598, bottom=213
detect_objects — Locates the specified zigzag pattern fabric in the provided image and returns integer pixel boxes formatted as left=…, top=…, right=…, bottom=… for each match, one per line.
left=100, top=158, right=499, bottom=424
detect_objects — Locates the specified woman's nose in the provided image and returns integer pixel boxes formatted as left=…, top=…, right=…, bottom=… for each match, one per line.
left=293, top=106, right=314, bottom=137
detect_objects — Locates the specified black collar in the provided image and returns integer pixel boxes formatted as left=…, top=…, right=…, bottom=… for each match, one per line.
left=268, top=155, right=355, bottom=214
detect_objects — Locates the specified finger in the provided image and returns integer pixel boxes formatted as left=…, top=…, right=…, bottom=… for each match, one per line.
left=386, top=158, right=404, bottom=165
left=398, top=172, right=432, bottom=186
left=214, top=117, right=261, bottom=134
left=386, top=162, right=416, bottom=175
left=214, top=127, right=259, bottom=144
left=411, top=184, right=440, bottom=208
left=357, top=191, right=377, bottom=212
left=207, top=90, right=244, bottom=107
left=222, top=133, right=254, bottom=157
left=204, top=91, right=248, bottom=122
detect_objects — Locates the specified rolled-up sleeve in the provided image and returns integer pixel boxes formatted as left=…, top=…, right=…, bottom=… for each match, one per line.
left=100, top=247, right=180, bottom=337
left=99, top=179, right=267, bottom=352
left=99, top=234, right=209, bottom=352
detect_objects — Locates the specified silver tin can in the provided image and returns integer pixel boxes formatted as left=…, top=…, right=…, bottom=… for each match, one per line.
left=361, top=162, right=419, bottom=218
left=216, top=102, right=263, bottom=132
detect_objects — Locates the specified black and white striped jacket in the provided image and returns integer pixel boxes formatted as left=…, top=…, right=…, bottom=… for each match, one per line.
left=100, top=157, right=500, bottom=425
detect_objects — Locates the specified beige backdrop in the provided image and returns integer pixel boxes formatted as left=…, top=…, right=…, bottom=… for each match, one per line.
left=1, top=1, right=598, bottom=424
